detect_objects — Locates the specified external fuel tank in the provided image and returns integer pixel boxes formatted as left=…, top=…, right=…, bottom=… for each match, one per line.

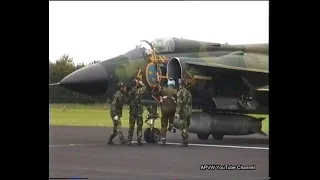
left=173, top=112, right=267, bottom=136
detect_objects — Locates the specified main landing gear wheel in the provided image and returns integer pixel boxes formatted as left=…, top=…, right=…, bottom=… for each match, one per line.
left=144, top=128, right=161, bottom=143
left=212, top=133, right=224, bottom=140
left=197, top=134, right=210, bottom=140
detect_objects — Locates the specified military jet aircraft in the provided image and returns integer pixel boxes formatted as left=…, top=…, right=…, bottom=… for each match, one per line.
left=54, top=37, right=269, bottom=143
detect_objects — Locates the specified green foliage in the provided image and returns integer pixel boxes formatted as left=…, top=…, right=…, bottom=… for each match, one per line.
left=49, top=55, right=105, bottom=104
left=50, top=104, right=161, bottom=128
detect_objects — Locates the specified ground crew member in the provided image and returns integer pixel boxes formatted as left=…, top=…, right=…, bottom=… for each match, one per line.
left=127, top=79, right=147, bottom=146
left=153, top=79, right=177, bottom=146
left=166, top=78, right=177, bottom=134
left=175, top=79, right=192, bottom=147
left=107, top=82, right=129, bottom=145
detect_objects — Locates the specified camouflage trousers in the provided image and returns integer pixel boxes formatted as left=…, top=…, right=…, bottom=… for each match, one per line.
left=128, top=114, right=143, bottom=141
left=179, top=116, right=190, bottom=141
left=160, top=112, right=175, bottom=139
left=109, top=118, right=125, bottom=141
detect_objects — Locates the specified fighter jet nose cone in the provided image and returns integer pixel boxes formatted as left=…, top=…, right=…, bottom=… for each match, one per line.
left=59, top=63, right=109, bottom=96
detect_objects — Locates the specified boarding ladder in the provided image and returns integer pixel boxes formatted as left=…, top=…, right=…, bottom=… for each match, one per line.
left=143, top=48, right=167, bottom=128
left=148, top=47, right=168, bottom=86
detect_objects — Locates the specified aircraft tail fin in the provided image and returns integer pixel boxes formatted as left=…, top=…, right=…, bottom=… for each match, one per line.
left=251, top=128, right=268, bottom=136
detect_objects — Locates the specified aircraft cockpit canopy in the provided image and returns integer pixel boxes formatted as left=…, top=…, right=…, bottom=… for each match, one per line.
left=136, top=41, right=153, bottom=56
left=152, top=37, right=175, bottom=53
left=136, top=37, right=176, bottom=54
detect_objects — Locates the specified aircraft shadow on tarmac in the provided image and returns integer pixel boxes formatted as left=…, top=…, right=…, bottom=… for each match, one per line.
left=188, top=137, right=269, bottom=145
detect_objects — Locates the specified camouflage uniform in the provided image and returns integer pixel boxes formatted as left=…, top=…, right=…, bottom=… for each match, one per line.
left=127, top=80, right=147, bottom=146
left=157, top=86, right=177, bottom=146
left=175, top=79, right=192, bottom=147
left=107, top=83, right=128, bottom=145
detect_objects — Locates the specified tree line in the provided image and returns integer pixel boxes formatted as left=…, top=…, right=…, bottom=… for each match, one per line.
left=49, top=54, right=108, bottom=104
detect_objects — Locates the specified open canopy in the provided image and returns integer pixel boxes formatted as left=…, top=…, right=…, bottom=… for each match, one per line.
left=152, top=37, right=175, bottom=53
left=136, top=37, right=176, bottom=53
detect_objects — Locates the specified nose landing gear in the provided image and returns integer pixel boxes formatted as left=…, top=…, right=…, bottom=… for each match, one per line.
left=144, top=105, right=161, bottom=143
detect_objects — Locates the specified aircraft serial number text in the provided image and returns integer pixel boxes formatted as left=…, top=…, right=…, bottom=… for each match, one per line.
left=200, top=164, right=256, bottom=170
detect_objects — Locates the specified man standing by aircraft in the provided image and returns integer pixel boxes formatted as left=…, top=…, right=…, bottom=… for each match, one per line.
left=154, top=78, right=178, bottom=146
left=175, top=79, right=192, bottom=147
left=107, top=82, right=129, bottom=145
left=127, top=79, right=147, bottom=146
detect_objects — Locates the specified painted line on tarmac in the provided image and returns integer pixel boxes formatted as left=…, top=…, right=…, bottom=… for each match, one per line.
left=160, top=142, right=269, bottom=150
left=49, top=143, right=107, bottom=147
left=49, top=141, right=268, bottom=150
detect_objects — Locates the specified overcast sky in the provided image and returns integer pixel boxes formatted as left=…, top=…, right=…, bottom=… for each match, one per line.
left=49, top=1, right=269, bottom=64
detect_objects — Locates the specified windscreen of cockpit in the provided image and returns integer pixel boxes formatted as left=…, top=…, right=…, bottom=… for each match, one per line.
left=152, top=37, right=175, bottom=53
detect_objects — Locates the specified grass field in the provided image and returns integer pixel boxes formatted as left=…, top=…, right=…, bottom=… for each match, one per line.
left=49, top=104, right=269, bottom=134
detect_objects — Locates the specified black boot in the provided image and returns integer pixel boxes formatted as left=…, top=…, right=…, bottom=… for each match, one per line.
left=128, top=137, right=132, bottom=146
left=120, top=138, right=129, bottom=144
left=107, top=136, right=115, bottom=145
left=161, top=138, right=166, bottom=146
left=137, top=138, right=143, bottom=146
left=180, top=140, right=188, bottom=147
left=107, top=141, right=115, bottom=145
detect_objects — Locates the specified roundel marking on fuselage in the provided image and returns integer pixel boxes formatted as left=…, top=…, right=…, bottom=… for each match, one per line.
left=145, top=62, right=160, bottom=88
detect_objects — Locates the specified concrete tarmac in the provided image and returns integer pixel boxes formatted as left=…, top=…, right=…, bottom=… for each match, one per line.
left=49, top=126, right=269, bottom=180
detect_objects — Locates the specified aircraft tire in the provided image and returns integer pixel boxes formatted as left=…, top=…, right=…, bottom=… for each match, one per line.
left=151, top=128, right=161, bottom=143
left=212, top=133, right=224, bottom=140
left=197, top=134, right=210, bottom=140
left=144, top=128, right=161, bottom=143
